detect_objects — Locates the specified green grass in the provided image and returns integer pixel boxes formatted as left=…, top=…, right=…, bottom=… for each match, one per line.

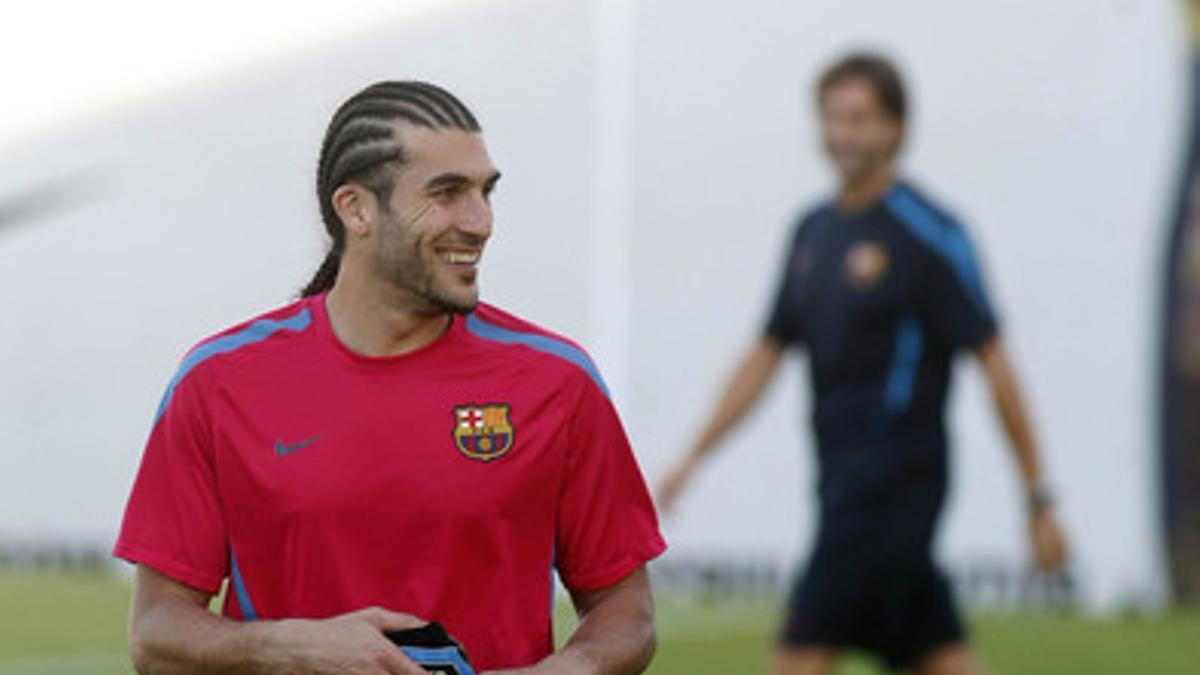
left=1, top=571, right=1196, bottom=674
left=641, top=601, right=1200, bottom=674
left=0, top=571, right=132, bottom=675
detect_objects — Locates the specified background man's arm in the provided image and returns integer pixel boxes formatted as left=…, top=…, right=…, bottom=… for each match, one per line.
left=656, top=337, right=784, bottom=512
left=484, top=567, right=655, bottom=675
left=975, top=336, right=1068, bottom=571
left=129, top=564, right=426, bottom=675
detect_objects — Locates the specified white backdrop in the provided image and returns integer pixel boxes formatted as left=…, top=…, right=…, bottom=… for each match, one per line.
left=0, top=0, right=1185, bottom=610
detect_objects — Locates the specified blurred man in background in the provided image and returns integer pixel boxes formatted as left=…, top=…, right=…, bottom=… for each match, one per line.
left=657, top=53, right=1067, bottom=675
left=114, top=80, right=665, bottom=675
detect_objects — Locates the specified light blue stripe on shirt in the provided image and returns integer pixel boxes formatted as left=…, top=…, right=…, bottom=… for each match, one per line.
left=465, top=313, right=610, bottom=399
left=153, top=307, right=312, bottom=424
left=884, top=185, right=992, bottom=316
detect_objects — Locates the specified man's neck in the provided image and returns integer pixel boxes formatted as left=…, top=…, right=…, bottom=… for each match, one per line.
left=837, top=162, right=896, bottom=213
left=324, top=271, right=451, bottom=358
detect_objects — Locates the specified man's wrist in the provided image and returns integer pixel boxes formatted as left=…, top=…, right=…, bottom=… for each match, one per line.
left=1026, top=484, right=1055, bottom=514
left=244, top=618, right=307, bottom=674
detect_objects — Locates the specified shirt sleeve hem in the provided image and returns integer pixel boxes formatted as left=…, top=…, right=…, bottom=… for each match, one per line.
left=559, top=535, right=667, bottom=592
left=112, top=541, right=225, bottom=595
left=959, top=322, right=1000, bottom=351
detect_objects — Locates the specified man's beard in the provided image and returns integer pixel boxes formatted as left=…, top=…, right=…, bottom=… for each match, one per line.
left=419, top=277, right=479, bottom=315
left=374, top=241, right=479, bottom=315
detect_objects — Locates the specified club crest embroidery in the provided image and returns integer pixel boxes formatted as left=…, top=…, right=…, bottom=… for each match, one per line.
left=452, top=404, right=515, bottom=462
left=845, top=240, right=890, bottom=290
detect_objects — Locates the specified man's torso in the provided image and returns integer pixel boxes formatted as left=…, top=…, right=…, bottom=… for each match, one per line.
left=118, top=294, right=636, bottom=669
left=766, top=181, right=998, bottom=520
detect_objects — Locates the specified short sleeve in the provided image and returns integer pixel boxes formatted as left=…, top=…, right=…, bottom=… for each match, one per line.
left=921, top=228, right=1000, bottom=350
left=554, top=375, right=666, bottom=591
left=763, top=225, right=806, bottom=345
left=113, top=365, right=228, bottom=593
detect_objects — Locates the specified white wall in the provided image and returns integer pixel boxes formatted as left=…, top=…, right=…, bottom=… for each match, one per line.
left=0, top=0, right=597, bottom=539
left=0, top=0, right=1185, bottom=610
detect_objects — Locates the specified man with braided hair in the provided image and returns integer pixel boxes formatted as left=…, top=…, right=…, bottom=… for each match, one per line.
left=115, top=81, right=666, bottom=675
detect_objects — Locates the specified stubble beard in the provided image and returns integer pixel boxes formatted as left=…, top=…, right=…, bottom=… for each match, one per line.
left=374, top=222, right=479, bottom=316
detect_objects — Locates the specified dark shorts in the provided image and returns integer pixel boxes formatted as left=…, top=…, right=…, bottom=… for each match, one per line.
left=779, top=537, right=965, bottom=671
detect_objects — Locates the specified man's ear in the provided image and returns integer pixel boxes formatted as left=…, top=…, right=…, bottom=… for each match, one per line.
left=331, top=184, right=376, bottom=239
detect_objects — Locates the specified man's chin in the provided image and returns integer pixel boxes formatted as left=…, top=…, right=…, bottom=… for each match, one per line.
left=834, top=159, right=868, bottom=179
left=429, top=288, right=480, bottom=315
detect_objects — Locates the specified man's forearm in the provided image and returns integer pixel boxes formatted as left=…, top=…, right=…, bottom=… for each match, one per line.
left=552, top=597, right=655, bottom=675
left=130, top=598, right=280, bottom=675
left=977, top=338, right=1043, bottom=489
left=532, top=568, right=656, bottom=675
left=690, top=338, right=784, bottom=460
left=130, top=564, right=427, bottom=675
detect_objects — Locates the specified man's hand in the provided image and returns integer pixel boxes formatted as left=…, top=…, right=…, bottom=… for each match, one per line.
left=1028, top=509, right=1067, bottom=572
left=973, top=339, right=1069, bottom=574
left=267, top=607, right=430, bottom=675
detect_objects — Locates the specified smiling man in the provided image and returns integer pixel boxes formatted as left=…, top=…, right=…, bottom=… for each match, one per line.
left=656, top=53, right=1067, bottom=675
left=114, top=81, right=665, bottom=675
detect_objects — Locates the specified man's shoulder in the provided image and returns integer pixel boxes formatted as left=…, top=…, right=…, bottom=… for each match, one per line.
left=464, top=303, right=610, bottom=399
left=177, top=297, right=316, bottom=378
left=879, top=180, right=986, bottom=265
left=153, top=297, right=315, bottom=422
left=795, top=198, right=836, bottom=231
left=881, top=181, right=970, bottom=236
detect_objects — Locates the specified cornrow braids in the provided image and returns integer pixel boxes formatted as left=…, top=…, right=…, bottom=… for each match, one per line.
left=302, top=81, right=482, bottom=297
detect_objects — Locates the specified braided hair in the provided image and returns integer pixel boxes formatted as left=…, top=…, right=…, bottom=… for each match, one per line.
left=302, top=81, right=481, bottom=297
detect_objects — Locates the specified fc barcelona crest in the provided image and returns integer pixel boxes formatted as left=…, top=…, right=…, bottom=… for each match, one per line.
left=845, top=240, right=890, bottom=290
left=452, top=404, right=515, bottom=462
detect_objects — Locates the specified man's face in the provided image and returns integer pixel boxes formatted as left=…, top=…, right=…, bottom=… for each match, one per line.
left=818, top=77, right=902, bottom=183
left=371, top=126, right=500, bottom=314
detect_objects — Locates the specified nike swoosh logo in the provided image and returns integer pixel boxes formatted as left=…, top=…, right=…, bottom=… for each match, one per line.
left=274, top=435, right=319, bottom=457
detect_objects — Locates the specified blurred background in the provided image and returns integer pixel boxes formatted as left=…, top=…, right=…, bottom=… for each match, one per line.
left=1, top=0, right=1197, bottom=673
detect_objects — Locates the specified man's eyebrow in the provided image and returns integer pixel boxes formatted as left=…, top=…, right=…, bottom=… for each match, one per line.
left=425, top=171, right=502, bottom=191
left=425, top=173, right=470, bottom=190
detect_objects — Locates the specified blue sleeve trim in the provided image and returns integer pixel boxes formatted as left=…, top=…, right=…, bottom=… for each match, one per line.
left=229, top=550, right=259, bottom=621
left=465, top=314, right=610, bottom=399
left=153, top=307, right=312, bottom=425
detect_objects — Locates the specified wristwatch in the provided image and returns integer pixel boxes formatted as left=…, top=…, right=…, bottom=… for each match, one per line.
left=1027, top=485, right=1055, bottom=513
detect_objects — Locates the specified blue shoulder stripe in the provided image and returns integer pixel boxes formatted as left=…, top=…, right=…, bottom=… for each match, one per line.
left=465, top=314, right=610, bottom=399
left=884, top=185, right=993, bottom=316
left=153, top=307, right=312, bottom=424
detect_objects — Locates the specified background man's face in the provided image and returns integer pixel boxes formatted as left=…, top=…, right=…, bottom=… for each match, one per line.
left=372, top=126, right=500, bottom=314
left=818, top=77, right=902, bottom=184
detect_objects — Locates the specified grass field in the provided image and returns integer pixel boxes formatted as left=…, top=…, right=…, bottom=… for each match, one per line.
left=1, top=571, right=1196, bottom=674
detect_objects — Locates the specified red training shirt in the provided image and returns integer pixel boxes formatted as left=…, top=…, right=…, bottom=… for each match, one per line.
left=114, top=294, right=666, bottom=670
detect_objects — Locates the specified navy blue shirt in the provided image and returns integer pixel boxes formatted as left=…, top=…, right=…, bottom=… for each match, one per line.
left=765, top=181, right=999, bottom=516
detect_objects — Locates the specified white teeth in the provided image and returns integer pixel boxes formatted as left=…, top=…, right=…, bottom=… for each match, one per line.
left=445, top=252, right=480, bottom=265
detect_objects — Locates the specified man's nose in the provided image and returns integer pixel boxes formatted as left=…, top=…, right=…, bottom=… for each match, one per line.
left=456, top=192, right=493, bottom=239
